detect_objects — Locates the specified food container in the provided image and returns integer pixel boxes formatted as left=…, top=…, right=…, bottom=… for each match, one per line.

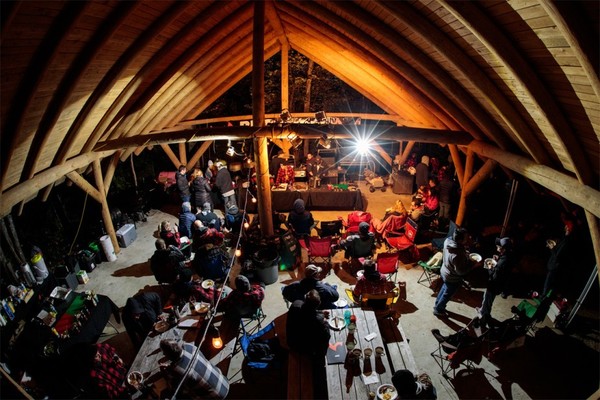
left=469, top=253, right=482, bottom=262
left=127, top=371, right=144, bottom=389
left=377, top=384, right=398, bottom=400
left=484, top=258, right=497, bottom=269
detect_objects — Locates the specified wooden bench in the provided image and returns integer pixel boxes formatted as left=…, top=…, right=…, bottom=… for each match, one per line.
left=287, top=350, right=314, bottom=399
left=378, top=317, right=418, bottom=373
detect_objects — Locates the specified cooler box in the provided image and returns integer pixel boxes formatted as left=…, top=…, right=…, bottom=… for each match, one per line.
left=77, top=250, right=96, bottom=272
left=117, top=223, right=137, bottom=248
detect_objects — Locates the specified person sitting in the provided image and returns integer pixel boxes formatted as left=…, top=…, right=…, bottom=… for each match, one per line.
left=172, top=268, right=214, bottom=304
left=192, top=242, right=231, bottom=281
left=224, top=203, right=247, bottom=234
left=150, top=238, right=187, bottom=284
left=337, top=221, right=377, bottom=273
left=178, top=202, right=196, bottom=239
left=218, top=275, right=265, bottom=319
left=282, top=264, right=339, bottom=309
left=286, top=289, right=330, bottom=358
left=196, top=202, right=221, bottom=231
left=159, top=339, right=229, bottom=399
left=287, top=198, right=314, bottom=238
left=409, top=196, right=425, bottom=222
left=352, top=258, right=396, bottom=309
left=191, top=221, right=224, bottom=252
left=392, top=369, right=437, bottom=399
left=160, top=220, right=181, bottom=248
left=122, top=292, right=162, bottom=349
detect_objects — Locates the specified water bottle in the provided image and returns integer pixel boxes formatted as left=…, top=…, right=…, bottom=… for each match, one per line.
left=20, top=263, right=37, bottom=287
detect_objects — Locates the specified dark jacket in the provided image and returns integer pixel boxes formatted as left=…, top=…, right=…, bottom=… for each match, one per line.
left=287, top=199, right=314, bottom=236
left=286, top=300, right=330, bottom=357
left=215, top=167, right=234, bottom=196
left=122, top=292, right=162, bottom=349
left=150, top=246, right=187, bottom=284
left=176, top=171, right=191, bottom=197
left=178, top=211, right=196, bottom=238
left=197, top=210, right=221, bottom=231
left=487, top=252, right=513, bottom=293
left=282, top=278, right=339, bottom=310
left=191, top=176, right=212, bottom=209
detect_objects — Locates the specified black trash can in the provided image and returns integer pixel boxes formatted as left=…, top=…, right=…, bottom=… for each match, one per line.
left=253, top=248, right=281, bottom=285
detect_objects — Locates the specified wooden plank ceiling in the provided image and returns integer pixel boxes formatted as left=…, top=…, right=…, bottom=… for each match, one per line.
left=1, top=0, right=598, bottom=214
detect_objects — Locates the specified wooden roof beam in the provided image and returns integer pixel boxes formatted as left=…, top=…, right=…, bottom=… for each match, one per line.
left=266, top=1, right=289, bottom=49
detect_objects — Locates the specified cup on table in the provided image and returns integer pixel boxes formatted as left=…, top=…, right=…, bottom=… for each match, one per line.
left=344, top=310, right=352, bottom=325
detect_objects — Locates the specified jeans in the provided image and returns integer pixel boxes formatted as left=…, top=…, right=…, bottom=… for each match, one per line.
left=480, top=288, right=498, bottom=318
left=433, top=280, right=461, bottom=313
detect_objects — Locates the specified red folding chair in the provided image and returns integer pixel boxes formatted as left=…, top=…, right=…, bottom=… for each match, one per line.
left=306, top=236, right=335, bottom=275
left=384, top=218, right=419, bottom=262
left=376, top=252, right=399, bottom=281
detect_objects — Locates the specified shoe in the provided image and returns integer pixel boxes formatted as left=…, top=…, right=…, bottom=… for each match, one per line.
left=433, top=309, right=448, bottom=318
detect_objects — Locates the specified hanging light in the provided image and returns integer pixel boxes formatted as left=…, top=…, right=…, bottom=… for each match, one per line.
left=235, top=248, right=242, bottom=257
left=210, top=326, right=223, bottom=349
left=243, top=221, right=250, bottom=229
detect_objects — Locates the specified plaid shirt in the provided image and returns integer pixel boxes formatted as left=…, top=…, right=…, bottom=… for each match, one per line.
left=89, top=343, right=127, bottom=399
left=353, top=273, right=394, bottom=297
left=170, top=343, right=230, bottom=399
left=219, top=284, right=265, bottom=317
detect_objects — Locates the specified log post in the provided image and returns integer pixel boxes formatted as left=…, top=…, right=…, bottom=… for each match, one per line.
left=92, top=159, right=120, bottom=253
left=455, top=148, right=474, bottom=225
left=448, top=144, right=464, bottom=187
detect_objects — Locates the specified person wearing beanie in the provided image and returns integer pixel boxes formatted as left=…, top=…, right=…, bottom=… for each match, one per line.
left=122, top=292, right=162, bottom=349
left=178, top=202, right=197, bottom=239
left=282, top=264, right=340, bottom=309
left=219, top=275, right=265, bottom=319
left=415, top=155, right=430, bottom=190
left=476, top=237, right=515, bottom=326
left=337, top=221, right=378, bottom=274
left=287, top=198, right=315, bottom=238
left=224, top=202, right=248, bottom=234
left=352, top=258, right=395, bottom=309
left=392, top=369, right=437, bottom=399
left=196, top=202, right=221, bottom=231
left=214, top=160, right=237, bottom=208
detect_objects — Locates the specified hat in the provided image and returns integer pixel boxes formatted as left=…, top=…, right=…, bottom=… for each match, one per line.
left=359, top=221, right=370, bottom=235
left=305, top=264, right=322, bottom=279
left=293, top=198, right=305, bottom=213
left=392, top=369, right=417, bottom=398
left=127, top=297, right=144, bottom=315
left=227, top=205, right=239, bottom=215
left=235, top=275, right=251, bottom=292
left=495, top=237, right=513, bottom=250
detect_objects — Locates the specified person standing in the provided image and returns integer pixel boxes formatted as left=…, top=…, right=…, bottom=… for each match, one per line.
left=214, top=160, right=237, bottom=207
left=190, top=168, right=213, bottom=213
left=175, top=165, right=191, bottom=203
left=477, top=237, right=514, bottom=326
left=415, top=155, right=430, bottom=190
left=433, top=227, right=478, bottom=317
left=437, top=167, right=454, bottom=224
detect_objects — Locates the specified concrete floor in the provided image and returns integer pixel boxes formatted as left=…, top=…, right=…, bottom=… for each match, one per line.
left=84, top=182, right=598, bottom=400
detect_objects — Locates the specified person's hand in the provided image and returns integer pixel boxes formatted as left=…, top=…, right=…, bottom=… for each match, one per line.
left=493, top=254, right=499, bottom=261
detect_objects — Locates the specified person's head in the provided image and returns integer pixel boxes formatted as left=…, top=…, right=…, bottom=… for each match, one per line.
left=306, top=153, right=313, bottom=160
left=194, top=168, right=204, bottom=178
left=161, top=220, right=171, bottom=232
left=178, top=165, right=186, bottom=173
left=293, top=198, right=305, bottom=214
left=363, top=258, right=378, bottom=279
left=208, top=160, right=214, bottom=167
left=315, top=155, right=322, bottom=164
left=215, top=160, right=225, bottom=169
left=359, top=221, right=370, bottom=236
left=392, top=369, right=417, bottom=398
left=304, top=289, right=321, bottom=309
left=235, top=275, right=251, bottom=292
left=160, top=339, right=183, bottom=361
left=453, top=227, right=468, bottom=244
left=421, top=155, right=430, bottom=166
left=182, top=202, right=192, bottom=213
left=428, top=177, right=438, bottom=187
left=495, top=237, right=513, bottom=253
left=304, top=264, right=322, bottom=280
left=126, top=297, right=144, bottom=320
left=155, top=238, right=166, bottom=250
left=203, top=202, right=211, bottom=212
left=227, top=204, right=239, bottom=215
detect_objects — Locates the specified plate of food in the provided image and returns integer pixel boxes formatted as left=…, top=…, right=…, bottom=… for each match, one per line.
left=127, top=371, right=144, bottom=389
left=153, top=320, right=170, bottom=333
left=377, top=384, right=398, bottom=400
left=484, top=258, right=497, bottom=269
left=328, top=317, right=346, bottom=330
left=334, top=299, right=348, bottom=308
left=469, top=253, right=482, bottom=262
left=201, top=279, right=215, bottom=289
left=193, top=302, right=211, bottom=315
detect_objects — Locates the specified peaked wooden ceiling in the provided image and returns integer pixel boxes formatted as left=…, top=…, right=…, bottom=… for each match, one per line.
left=1, top=0, right=598, bottom=218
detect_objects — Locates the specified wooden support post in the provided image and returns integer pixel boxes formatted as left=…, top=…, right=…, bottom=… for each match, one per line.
left=455, top=148, right=474, bottom=226
left=464, top=159, right=497, bottom=197
left=93, top=160, right=120, bottom=253
left=104, top=150, right=122, bottom=195
left=398, top=141, right=415, bottom=166
left=187, top=141, right=213, bottom=170
left=281, top=42, right=289, bottom=111
left=178, top=142, right=187, bottom=166
left=161, top=143, right=181, bottom=169
left=583, top=211, right=600, bottom=280
left=448, top=144, right=464, bottom=187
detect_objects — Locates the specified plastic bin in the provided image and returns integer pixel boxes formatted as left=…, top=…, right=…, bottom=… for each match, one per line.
left=116, top=223, right=137, bottom=248
left=253, top=248, right=280, bottom=285
left=100, top=235, right=117, bottom=262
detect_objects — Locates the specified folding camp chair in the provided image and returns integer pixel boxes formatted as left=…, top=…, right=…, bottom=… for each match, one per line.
left=417, top=251, right=442, bottom=287
left=431, top=327, right=485, bottom=379
left=232, top=321, right=282, bottom=384
left=512, top=290, right=553, bottom=335
left=240, top=306, right=267, bottom=335
left=306, top=236, right=335, bottom=275
left=384, top=218, right=419, bottom=262
left=317, top=220, right=344, bottom=238
left=376, top=252, right=399, bottom=281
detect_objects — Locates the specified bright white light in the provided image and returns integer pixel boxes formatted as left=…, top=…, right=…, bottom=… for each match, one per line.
left=355, top=138, right=371, bottom=155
